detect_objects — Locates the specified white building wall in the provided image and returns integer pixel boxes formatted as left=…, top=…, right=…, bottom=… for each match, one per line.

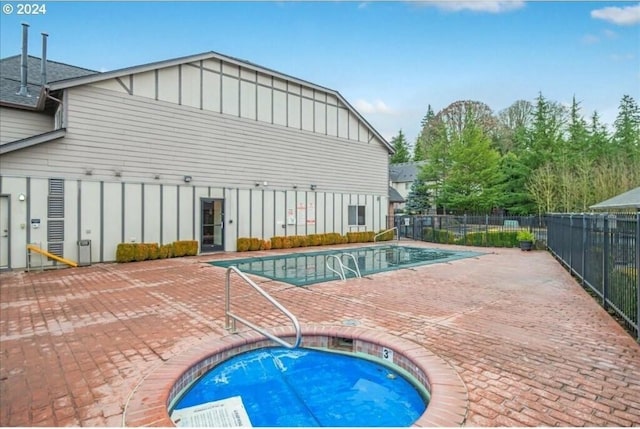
left=0, top=55, right=391, bottom=269
left=0, top=107, right=54, bottom=144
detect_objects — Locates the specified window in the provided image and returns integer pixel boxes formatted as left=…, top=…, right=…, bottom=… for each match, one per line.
left=348, top=205, right=366, bottom=226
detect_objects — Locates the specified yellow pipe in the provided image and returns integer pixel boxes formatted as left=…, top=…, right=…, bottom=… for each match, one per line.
left=26, top=244, right=78, bottom=267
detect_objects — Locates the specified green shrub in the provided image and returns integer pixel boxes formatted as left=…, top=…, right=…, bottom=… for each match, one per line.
left=423, top=228, right=456, bottom=244
left=237, top=238, right=250, bottom=251
left=173, top=240, right=198, bottom=257
left=147, top=243, right=160, bottom=260
left=307, top=234, right=323, bottom=246
left=346, top=231, right=375, bottom=243
left=159, top=243, right=174, bottom=259
left=270, top=236, right=283, bottom=249
left=375, top=229, right=395, bottom=241
left=116, top=243, right=136, bottom=263
left=323, top=233, right=344, bottom=245
left=516, top=230, right=535, bottom=242
left=489, top=231, right=518, bottom=247
left=134, top=243, right=149, bottom=262
left=249, top=238, right=262, bottom=251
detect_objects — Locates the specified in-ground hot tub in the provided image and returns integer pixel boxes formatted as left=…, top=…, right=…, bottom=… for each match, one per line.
left=170, top=346, right=427, bottom=426
left=123, top=326, right=469, bottom=427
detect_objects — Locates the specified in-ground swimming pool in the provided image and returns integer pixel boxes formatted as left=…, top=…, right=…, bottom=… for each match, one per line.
left=170, top=347, right=428, bottom=427
left=210, top=244, right=482, bottom=286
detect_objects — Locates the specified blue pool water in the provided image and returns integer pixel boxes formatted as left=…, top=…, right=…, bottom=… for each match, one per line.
left=170, top=347, right=428, bottom=427
left=210, top=244, right=482, bottom=286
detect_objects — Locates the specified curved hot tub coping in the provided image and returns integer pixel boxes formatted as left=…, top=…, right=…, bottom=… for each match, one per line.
left=123, top=325, right=468, bottom=427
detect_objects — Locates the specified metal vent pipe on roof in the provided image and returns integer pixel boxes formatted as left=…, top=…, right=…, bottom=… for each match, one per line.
left=41, top=32, right=48, bottom=85
left=17, top=22, right=29, bottom=96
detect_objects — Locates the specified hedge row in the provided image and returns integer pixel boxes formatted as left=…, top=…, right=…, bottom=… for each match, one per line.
left=237, top=230, right=394, bottom=252
left=237, top=238, right=272, bottom=252
left=423, top=228, right=520, bottom=247
left=116, top=240, right=198, bottom=263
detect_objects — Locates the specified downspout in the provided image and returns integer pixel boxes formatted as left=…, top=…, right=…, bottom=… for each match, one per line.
left=17, top=22, right=30, bottom=97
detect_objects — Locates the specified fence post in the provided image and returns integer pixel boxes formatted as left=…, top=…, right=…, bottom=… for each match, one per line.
left=463, top=213, right=467, bottom=242
left=569, top=214, right=573, bottom=273
left=636, top=210, right=639, bottom=340
left=581, top=215, right=587, bottom=287
left=603, top=214, right=609, bottom=311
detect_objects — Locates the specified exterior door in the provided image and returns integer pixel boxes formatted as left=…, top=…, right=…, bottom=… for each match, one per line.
left=201, top=198, right=224, bottom=252
left=0, top=196, right=9, bottom=269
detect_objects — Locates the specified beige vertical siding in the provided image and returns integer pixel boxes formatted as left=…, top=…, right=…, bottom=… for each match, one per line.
left=0, top=107, right=54, bottom=144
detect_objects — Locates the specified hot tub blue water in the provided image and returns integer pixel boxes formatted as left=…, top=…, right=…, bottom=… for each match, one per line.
left=170, top=347, right=428, bottom=427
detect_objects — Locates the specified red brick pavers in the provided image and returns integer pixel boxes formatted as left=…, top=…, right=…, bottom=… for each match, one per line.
left=1, top=242, right=639, bottom=427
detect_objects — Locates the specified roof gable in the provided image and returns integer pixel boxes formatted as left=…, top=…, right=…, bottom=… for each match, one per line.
left=45, top=51, right=392, bottom=152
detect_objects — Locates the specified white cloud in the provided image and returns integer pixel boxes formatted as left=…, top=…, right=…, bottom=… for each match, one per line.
left=422, top=1, right=525, bottom=13
left=591, top=3, right=640, bottom=26
left=610, top=52, right=636, bottom=62
left=354, top=99, right=394, bottom=114
left=582, top=34, right=600, bottom=45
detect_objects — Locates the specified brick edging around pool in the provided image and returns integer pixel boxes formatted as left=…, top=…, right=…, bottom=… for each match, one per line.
left=123, top=325, right=468, bottom=427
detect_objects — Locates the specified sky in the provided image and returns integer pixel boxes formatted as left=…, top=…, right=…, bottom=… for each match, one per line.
left=1, top=1, right=639, bottom=145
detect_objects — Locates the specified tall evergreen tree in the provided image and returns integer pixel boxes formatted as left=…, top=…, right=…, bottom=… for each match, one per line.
left=414, top=105, right=436, bottom=161
left=525, top=93, right=567, bottom=170
left=439, top=117, right=502, bottom=213
left=404, top=175, right=432, bottom=214
left=389, top=130, right=411, bottom=164
left=419, top=119, right=452, bottom=212
left=566, top=96, right=589, bottom=163
left=613, top=94, right=640, bottom=161
left=586, top=111, right=611, bottom=161
left=495, top=152, right=535, bottom=214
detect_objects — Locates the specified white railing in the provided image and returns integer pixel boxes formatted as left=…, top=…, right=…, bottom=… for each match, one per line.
left=225, top=266, right=301, bottom=348
left=326, top=253, right=362, bottom=281
left=374, top=227, right=399, bottom=244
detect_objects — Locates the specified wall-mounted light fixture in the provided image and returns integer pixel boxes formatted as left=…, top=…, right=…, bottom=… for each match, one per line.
left=114, top=170, right=122, bottom=177
left=292, top=184, right=298, bottom=190
left=310, top=184, right=317, bottom=191
left=84, top=168, right=93, bottom=176
left=183, top=175, right=192, bottom=183
left=18, top=193, right=26, bottom=202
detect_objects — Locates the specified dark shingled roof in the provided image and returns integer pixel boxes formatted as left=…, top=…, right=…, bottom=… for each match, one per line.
left=389, top=186, right=405, bottom=203
left=590, top=187, right=640, bottom=211
left=0, top=55, right=97, bottom=109
left=389, top=161, right=426, bottom=183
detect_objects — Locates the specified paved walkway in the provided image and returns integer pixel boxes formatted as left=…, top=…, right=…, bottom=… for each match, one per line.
left=1, top=242, right=639, bottom=427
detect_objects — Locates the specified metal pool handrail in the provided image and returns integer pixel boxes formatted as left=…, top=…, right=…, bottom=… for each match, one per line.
left=225, top=266, right=302, bottom=349
left=374, top=227, right=399, bottom=243
left=326, top=255, right=346, bottom=280
left=325, top=253, right=362, bottom=281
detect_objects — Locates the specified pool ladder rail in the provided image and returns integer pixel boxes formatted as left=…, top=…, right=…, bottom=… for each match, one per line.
left=374, top=227, right=400, bottom=244
left=225, top=266, right=302, bottom=349
left=326, top=253, right=362, bottom=281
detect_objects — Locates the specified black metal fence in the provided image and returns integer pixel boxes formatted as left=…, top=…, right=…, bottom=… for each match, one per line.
left=385, top=212, right=639, bottom=339
left=546, top=213, right=639, bottom=339
left=389, top=214, right=547, bottom=245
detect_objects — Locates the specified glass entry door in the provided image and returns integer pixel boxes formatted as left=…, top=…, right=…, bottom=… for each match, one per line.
left=201, top=198, right=224, bottom=252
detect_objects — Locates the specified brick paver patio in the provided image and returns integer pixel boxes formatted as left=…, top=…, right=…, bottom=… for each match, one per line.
left=1, top=242, right=639, bottom=426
